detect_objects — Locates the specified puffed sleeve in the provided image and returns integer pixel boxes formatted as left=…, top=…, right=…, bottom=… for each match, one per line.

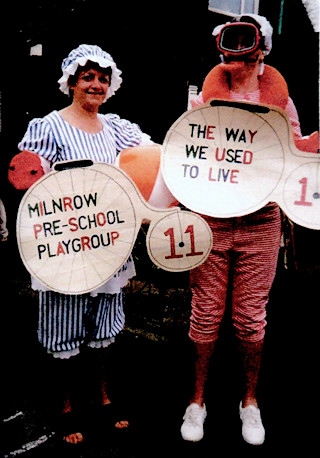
left=105, top=114, right=154, bottom=152
left=18, top=117, right=59, bottom=162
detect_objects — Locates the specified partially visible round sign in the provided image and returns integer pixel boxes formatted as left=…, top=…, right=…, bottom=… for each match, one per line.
left=17, top=165, right=138, bottom=294
left=147, top=210, right=213, bottom=271
left=283, top=161, right=320, bottom=229
left=161, top=102, right=285, bottom=217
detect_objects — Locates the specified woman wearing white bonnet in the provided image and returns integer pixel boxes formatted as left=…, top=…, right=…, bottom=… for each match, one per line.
left=58, top=44, right=123, bottom=101
left=14, top=43, right=156, bottom=445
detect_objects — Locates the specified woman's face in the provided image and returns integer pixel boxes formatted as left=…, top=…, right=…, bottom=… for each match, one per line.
left=70, top=68, right=111, bottom=109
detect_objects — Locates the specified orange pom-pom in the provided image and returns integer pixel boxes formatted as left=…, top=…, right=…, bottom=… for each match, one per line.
left=8, top=150, right=45, bottom=190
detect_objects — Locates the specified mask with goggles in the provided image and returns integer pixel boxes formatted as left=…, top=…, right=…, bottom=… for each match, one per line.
left=212, top=14, right=273, bottom=62
left=216, top=23, right=261, bottom=57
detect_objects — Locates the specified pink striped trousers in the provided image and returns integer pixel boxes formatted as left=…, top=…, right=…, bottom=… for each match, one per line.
left=189, top=203, right=282, bottom=343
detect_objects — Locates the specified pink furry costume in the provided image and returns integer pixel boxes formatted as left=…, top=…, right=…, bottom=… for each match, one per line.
left=201, top=63, right=319, bottom=152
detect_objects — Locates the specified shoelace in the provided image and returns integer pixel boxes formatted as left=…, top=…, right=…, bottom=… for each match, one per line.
left=184, top=406, right=205, bottom=426
left=241, top=408, right=261, bottom=427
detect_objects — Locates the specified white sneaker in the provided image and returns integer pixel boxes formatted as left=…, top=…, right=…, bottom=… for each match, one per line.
left=180, top=403, right=207, bottom=442
left=239, top=402, right=265, bottom=445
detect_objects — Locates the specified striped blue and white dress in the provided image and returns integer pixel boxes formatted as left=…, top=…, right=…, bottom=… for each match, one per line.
left=18, top=110, right=154, bottom=358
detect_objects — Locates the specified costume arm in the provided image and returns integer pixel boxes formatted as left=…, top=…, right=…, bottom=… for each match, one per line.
left=117, top=145, right=179, bottom=208
left=286, top=97, right=319, bottom=153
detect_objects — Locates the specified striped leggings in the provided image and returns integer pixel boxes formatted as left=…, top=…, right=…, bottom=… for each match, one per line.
left=38, top=290, right=125, bottom=356
left=189, top=203, right=282, bottom=343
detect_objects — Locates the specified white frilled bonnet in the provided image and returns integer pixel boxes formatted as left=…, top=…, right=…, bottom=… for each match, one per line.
left=58, top=44, right=123, bottom=102
left=212, top=13, right=273, bottom=56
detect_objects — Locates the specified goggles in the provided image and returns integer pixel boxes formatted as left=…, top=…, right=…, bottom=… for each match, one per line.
left=216, top=22, right=262, bottom=57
